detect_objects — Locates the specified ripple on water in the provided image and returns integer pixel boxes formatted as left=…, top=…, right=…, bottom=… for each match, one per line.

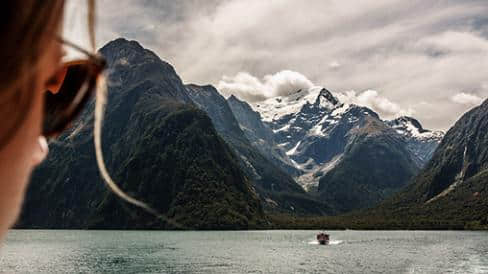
left=1, top=230, right=487, bottom=273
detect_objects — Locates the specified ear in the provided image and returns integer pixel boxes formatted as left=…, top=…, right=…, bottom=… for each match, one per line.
left=45, top=66, right=68, bottom=94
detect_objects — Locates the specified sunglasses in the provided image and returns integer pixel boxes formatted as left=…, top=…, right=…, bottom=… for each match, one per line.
left=43, top=38, right=106, bottom=138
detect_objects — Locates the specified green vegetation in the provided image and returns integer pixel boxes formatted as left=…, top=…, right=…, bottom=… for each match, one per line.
left=18, top=101, right=265, bottom=229
left=17, top=38, right=266, bottom=230
left=266, top=214, right=487, bottom=230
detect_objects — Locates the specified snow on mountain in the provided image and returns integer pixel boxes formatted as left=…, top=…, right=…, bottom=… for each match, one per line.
left=241, top=86, right=444, bottom=191
left=386, top=116, right=444, bottom=166
left=387, top=116, right=444, bottom=142
left=247, top=86, right=375, bottom=189
left=252, top=87, right=337, bottom=122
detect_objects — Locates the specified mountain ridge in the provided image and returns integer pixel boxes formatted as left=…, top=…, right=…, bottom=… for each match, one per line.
left=227, top=85, right=443, bottom=212
left=17, top=38, right=267, bottom=229
left=186, top=83, right=333, bottom=215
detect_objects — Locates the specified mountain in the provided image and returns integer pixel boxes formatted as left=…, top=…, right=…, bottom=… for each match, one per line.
left=248, top=88, right=346, bottom=190
left=318, top=117, right=421, bottom=212
left=386, top=116, right=444, bottom=166
left=186, top=84, right=332, bottom=215
left=17, top=38, right=265, bottom=229
left=374, top=99, right=488, bottom=227
left=233, top=86, right=444, bottom=212
left=227, top=95, right=300, bottom=176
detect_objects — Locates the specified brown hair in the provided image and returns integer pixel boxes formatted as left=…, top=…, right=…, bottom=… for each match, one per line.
left=0, top=1, right=67, bottom=149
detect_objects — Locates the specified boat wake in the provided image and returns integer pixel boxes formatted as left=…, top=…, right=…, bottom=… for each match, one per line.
left=329, top=240, right=343, bottom=245
left=308, top=240, right=343, bottom=245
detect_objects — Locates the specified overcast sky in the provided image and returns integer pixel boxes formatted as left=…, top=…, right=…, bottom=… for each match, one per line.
left=92, top=0, right=488, bottom=130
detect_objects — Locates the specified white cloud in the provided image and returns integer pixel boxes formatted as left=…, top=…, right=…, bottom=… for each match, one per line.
left=218, top=70, right=314, bottom=102
left=336, top=90, right=414, bottom=118
left=96, top=0, right=488, bottom=130
left=415, top=31, right=488, bottom=54
left=218, top=69, right=412, bottom=119
left=329, top=61, right=341, bottom=69
left=450, top=92, right=484, bottom=105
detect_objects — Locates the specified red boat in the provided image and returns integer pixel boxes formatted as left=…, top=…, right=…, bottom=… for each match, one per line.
left=316, top=232, right=329, bottom=245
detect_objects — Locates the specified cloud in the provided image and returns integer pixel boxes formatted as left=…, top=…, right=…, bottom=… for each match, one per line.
left=336, top=90, right=414, bottom=118
left=218, top=69, right=412, bottom=119
left=95, top=0, right=488, bottom=130
left=218, top=70, right=314, bottom=102
left=329, top=61, right=341, bottom=69
left=450, top=92, right=484, bottom=105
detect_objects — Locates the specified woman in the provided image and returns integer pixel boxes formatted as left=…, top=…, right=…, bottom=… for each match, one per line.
left=0, top=0, right=108, bottom=240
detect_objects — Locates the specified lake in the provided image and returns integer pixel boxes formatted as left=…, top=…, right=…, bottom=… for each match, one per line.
left=0, top=230, right=487, bottom=273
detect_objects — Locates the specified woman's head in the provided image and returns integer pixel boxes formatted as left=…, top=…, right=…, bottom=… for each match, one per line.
left=0, top=1, right=160, bottom=239
left=0, top=0, right=96, bottom=239
left=0, top=1, right=65, bottom=148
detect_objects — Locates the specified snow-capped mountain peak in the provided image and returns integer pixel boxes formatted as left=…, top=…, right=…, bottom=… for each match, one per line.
left=387, top=116, right=444, bottom=141
left=251, top=86, right=339, bottom=122
left=233, top=84, right=444, bottom=192
left=314, top=88, right=339, bottom=108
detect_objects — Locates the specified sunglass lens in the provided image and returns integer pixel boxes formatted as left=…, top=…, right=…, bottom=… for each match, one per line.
left=43, top=62, right=96, bottom=137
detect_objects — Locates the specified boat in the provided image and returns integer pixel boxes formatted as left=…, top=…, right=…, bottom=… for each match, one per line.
left=316, top=232, right=329, bottom=245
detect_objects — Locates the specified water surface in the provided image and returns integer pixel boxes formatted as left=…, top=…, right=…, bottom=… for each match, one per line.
left=1, top=230, right=487, bottom=273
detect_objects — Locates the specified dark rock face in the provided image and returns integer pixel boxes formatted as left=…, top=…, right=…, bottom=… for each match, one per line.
left=17, top=38, right=265, bottom=229
left=101, top=38, right=193, bottom=104
left=186, top=84, right=243, bottom=140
